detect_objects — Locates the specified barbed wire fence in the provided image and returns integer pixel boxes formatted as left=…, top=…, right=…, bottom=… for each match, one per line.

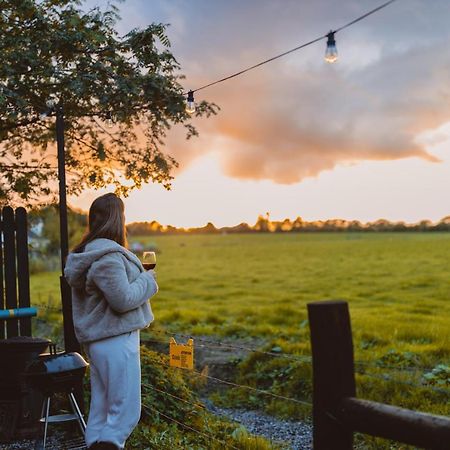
left=33, top=305, right=449, bottom=389
left=31, top=303, right=448, bottom=449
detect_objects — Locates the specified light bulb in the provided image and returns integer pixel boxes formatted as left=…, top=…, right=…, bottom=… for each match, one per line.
left=40, top=96, right=58, bottom=118
left=46, top=98, right=57, bottom=109
left=45, top=96, right=59, bottom=113
left=325, top=31, right=338, bottom=63
left=105, top=111, right=114, bottom=128
left=185, top=90, right=196, bottom=114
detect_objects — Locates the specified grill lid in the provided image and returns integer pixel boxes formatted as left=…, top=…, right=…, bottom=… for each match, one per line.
left=25, top=352, right=89, bottom=375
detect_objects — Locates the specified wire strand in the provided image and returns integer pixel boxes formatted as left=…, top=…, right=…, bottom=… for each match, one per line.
left=354, top=360, right=435, bottom=374
left=143, top=336, right=445, bottom=396
left=188, top=0, right=399, bottom=94
left=146, top=329, right=436, bottom=373
left=143, top=336, right=313, bottom=370
left=142, top=382, right=305, bottom=447
left=142, top=382, right=206, bottom=412
left=34, top=303, right=63, bottom=313
left=355, top=370, right=450, bottom=395
left=199, top=371, right=312, bottom=407
left=142, top=403, right=241, bottom=450
left=157, top=360, right=312, bottom=408
left=145, top=330, right=313, bottom=363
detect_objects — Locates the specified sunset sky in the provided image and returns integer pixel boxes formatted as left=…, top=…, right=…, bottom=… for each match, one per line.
left=71, top=0, right=450, bottom=227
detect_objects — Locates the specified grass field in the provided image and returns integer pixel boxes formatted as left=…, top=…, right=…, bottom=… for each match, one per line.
left=145, top=232, right=450, bottom=354
left=31, top=232, right=450, bottom=447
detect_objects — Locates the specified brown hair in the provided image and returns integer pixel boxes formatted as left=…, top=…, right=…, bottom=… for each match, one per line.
left=72, top=193, right=127, bottom=253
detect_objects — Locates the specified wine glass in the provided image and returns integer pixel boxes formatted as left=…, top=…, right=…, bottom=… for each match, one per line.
left=142, top=251, right=156, bottom=270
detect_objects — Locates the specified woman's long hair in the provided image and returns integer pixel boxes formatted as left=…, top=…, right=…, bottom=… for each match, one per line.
left=72, top=193, right=127, bottom=253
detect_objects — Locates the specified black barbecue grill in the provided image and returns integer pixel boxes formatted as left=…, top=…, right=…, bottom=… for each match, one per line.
left=25, top=348, right=88, bottom=394
left=24, top=344, right=89, bottom=449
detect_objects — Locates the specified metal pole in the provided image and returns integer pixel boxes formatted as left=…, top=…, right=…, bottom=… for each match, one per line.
left=56, top=105, right=69, bottom=274
left=55, top=105, right=84, bottom=409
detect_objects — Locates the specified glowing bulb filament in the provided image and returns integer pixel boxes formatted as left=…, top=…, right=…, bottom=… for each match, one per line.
left=325, top=31, right=338, bottom=64
left=186, top=90, right=196, bottom=114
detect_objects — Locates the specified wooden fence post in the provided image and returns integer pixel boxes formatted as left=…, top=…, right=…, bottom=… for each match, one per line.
left=307, top=300, right=356, bottom=449
left=3, top=206, right=19, bottom=338
left=0, top=213, right=4, bottom=340
left=16, top=207, right=31, bottom=336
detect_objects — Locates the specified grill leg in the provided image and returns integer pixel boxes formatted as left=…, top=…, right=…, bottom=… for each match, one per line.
left=40, top=398, right=47, bottom=423
left=69, top=391, right=87, bottom=434
left=42, top=396, right=51, bottom=450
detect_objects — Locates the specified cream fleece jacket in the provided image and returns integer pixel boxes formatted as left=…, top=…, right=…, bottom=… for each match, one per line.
left=64, top=238, right=157, bottom=344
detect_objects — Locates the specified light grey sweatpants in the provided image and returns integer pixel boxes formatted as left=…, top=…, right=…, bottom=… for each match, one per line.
left=84, top=330, right=141, bottom=449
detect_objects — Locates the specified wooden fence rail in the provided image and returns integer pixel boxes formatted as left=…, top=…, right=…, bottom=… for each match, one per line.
left=307, top=300, right=450, bottom=450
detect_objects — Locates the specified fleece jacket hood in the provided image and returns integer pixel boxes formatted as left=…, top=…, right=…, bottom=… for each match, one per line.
left=65, top=238, right=143, bottom=289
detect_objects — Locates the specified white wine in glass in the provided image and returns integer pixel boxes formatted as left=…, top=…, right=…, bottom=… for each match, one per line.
left=142, top=251, right=156, bottom=270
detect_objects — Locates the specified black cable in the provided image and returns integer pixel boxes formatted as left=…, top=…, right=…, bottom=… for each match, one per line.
left=188, top=0, right=399, bottom=94
left=191, top=34, right=327, bottom=94
left=334, top=0, right=398, bottom=33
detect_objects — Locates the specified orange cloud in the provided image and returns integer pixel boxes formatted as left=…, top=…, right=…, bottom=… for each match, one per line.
left=134, top=0, right=450, bottom=184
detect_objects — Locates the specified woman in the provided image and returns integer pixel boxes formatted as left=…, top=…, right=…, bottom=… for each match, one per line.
left=64, top=193, right=158, bottom=450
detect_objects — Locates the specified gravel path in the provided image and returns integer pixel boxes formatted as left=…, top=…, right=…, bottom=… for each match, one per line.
left=4, top=408, right=312, bottom=450
left=1, top=433, right=85, bottom=450
left=206, top=402, right=312, bottom=449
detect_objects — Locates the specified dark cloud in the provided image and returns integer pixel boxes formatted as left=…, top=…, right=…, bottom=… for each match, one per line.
left=117, top=0, right=450, bottom=183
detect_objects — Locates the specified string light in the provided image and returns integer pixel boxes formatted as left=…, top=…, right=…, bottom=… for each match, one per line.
left=105, top=111, right=114, bottom=128
left=46, top=97, right=57, bottom=109
left=38, top=96, right=58, bottom=119
left=184, top=0, right=398, bottom=99
left=185, top=90, right=196, bottom=114
left=325, top=31, right=338, bottom=63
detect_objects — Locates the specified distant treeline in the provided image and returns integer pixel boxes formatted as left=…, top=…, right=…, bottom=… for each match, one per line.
left=28, top=208, right=450, bottom=250
left=127, top=214, right=450, bottom=235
